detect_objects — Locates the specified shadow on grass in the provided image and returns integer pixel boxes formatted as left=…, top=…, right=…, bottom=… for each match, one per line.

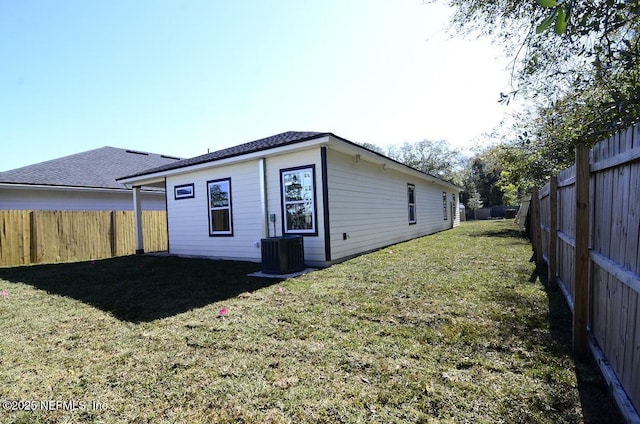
left=0, top=255, right=271, bottom=323
left=520, top=265, right=624, bottom=423
left=465, top=220, right=526, bottom=240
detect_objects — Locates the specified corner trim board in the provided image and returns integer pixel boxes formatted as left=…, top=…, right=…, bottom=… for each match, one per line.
left=164, top=178, right=170, bottom=253
left=321, top=147, right=331, bottom=262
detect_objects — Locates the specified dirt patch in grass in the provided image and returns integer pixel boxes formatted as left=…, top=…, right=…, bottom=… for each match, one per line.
left=0, top=221, right=624, bottom=423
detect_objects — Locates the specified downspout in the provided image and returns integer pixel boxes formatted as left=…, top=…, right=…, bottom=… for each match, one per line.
left=259, top=158, right=269, bottom=238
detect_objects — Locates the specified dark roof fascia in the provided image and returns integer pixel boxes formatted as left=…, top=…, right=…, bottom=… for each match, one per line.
left=117, top=132, right=332, bottom=181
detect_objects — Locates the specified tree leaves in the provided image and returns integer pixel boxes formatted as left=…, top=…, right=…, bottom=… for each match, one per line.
left=536, top=0, right=557, bottom=8
left=536, top=8, right=559, bottom=33
left=554, top=7, right=568, bottom=33
left=386, top=140, right=464, bottom=183
left=441, top=0, right=640, bottom=193
left=358, top=139, right=464, bottom=184
left=535, top=1, right=570, bottom=34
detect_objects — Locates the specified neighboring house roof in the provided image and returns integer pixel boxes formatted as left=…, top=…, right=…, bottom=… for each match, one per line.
left=118, top=131, right=461, bottom=191
left=0, top=147, right=182, bottom=190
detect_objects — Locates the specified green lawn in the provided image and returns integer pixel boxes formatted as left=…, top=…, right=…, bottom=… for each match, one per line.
left=0, top=220, right=620, bottom=423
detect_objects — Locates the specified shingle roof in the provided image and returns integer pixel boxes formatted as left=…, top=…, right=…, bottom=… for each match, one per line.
left=114, top=130, right=462, bottom=191
left=118, top=131, right=329, bottom=180
left=0, top=147, right=182, bottom=190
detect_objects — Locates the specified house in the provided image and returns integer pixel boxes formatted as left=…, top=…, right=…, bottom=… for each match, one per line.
left=117, top=132, right=462, bottom=267
left=0, top=147, right=181, bottom=211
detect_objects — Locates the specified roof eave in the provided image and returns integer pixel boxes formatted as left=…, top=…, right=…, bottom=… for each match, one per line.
left=118, top=131, right=462, bottom=192
left=118, top=135, right=333, bottom=185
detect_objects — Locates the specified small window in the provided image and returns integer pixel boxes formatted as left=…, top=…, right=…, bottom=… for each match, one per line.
left=174, top=183, right=194, bottom=200
left=443, top=192, right=448, bottom=220
left=408, top=184, right=416, bottom=224
left=281, top=165, right=317, bottom=235
left=207, top=178, right=233, bottom=236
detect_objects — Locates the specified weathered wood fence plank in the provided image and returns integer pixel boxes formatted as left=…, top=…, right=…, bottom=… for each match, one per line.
left=574, top=146, right=590, bottom=358
left=0, top=210, right=167, bottom=267
left=549, top=176, right=558, bottom=288
left=0, top=211, right=30, bottom=267
left=535, top=124, right=640, bottom=421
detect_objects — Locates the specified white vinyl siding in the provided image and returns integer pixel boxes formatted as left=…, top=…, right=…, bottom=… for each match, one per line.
left=452, top=192, right=461, bottom=226
left=143, top=134, right=460, bottom=267
left=0, top=187, right=166, bottom=211
left=265, top=148, right=326, bottom=266
left=165, top=148, right=327, bottom=266
left=326, top=148, right=459, bottom=262
left=166, top=160, right=262, bottom=262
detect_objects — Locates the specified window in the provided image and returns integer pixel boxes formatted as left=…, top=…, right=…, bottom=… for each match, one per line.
left=408, top=184, right=416, bottom=224
left=443, top=192, right=448, bottom=220
left=207, top=178, right=233, bottom=236
left=174, top=183, right=194, bottom=200
left=281, top=165, right=317, bottom=235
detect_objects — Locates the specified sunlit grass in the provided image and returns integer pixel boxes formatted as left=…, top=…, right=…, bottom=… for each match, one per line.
left=0, top=221, right=619, bottom=423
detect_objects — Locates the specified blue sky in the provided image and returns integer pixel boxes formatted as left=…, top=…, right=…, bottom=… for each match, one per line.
left=1, top=0, right=515, bottom=172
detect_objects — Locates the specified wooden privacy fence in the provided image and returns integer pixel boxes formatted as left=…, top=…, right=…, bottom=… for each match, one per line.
left=0, top=210, right=167, bottom=267
left=532, top=124, right=640, bottom=422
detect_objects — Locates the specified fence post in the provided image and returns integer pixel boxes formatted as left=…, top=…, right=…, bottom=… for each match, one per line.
left=549, top=176, right=558, bottom=288
left=531, top=187, right=544, bottom=265
left=574, top=146, right=590, bottom=357
left=110, top=211, right=118, bottom=258
left=133, top=187, right=144, bottom=254
left=29, top=211, right=38, bottom=264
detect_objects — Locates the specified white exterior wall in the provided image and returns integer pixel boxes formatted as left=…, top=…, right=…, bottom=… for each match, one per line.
left=166, top=160, right=263, bottom=262
left=326, top=148, right=459, bottom=262
left=164, top=148, right=326, bottom=265
left=145, top=139, right=461, bottom=267
left=0, top=187, right=166, bottom=211
left=264, top=148, right=326, bottom=266
left=451, top=190, right=461, bottom=226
